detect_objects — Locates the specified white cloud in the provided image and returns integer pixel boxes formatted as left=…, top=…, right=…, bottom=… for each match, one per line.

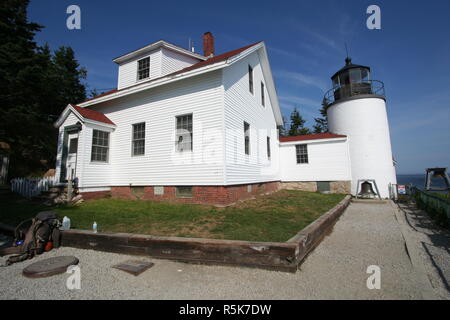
left=275, top=70, right=328, bottom=92
left=267, top=46, right=319, bottom=65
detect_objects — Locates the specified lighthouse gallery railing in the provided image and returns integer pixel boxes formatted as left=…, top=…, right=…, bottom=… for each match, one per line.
left=323, top=80, right=385, bottom=107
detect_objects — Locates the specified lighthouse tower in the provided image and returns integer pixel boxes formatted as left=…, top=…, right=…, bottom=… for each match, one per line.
left=324, top=57, right=397, bottom=198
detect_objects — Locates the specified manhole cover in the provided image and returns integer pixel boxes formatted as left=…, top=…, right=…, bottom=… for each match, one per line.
left=112, top=260, right=154, bottom=276
left=23, top=256, right=79, bottom=279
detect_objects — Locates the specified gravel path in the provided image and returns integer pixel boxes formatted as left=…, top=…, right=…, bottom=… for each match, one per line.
left=0, top=201, right=439, bottom=300
left=394, top=202, right=450, bottom=299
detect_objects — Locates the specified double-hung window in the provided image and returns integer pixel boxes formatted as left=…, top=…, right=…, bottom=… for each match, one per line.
left=137, top=57, right=150, bottom=80
left=176, top=114, right=193, bottom=152
left=91, top=130, right=109, bottom=162
left=244, top=122, right=250, bottom=155
left=132, top=122, right=145, bottom=156
left=296, top=144, right=308, bottom=164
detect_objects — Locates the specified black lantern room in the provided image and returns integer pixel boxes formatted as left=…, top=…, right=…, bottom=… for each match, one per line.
left=332, top=57, right=370, bottom=87
left=323, top=57, right=385, bottom=107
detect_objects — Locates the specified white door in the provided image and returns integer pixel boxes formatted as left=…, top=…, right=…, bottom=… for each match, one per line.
left=66, top=133, right=78, bottom=180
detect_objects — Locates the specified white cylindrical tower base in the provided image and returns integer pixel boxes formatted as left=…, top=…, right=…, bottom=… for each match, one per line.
left=327, top=97, right=397, bottom=198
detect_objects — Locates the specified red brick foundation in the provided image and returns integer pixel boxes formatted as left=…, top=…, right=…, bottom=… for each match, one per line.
left=109, top=181, right=280, bottom=206
left=79, top=190, right=111, bottom=201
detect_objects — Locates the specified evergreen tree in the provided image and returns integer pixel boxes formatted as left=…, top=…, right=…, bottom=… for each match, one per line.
left=288, top=107, right=311, bottom=136
left=0, top=0, right=87, bottom=177
left=312, top=103, right=328, bottom=134
left=0, top=0, right=43, bottom=113
left=89, top=88, right=100, bottom=99
left=52, top=46, right=87, bottom=109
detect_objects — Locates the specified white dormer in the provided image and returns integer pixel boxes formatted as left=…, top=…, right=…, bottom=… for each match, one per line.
left=113, top=41, right=206, bottom=90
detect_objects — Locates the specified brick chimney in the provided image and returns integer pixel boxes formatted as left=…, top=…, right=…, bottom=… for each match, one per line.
left=203, top=32, right=215, bottom=57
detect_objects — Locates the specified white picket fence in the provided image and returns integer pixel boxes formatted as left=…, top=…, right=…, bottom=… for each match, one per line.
left=10, top=176, right=58, bottom=199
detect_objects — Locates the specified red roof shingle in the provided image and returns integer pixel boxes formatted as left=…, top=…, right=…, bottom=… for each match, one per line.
left=72, top=105, right=115, bottom=126
left=169, top=41, right=262, bottom=76
left=279, top=132, right=346, bottom=143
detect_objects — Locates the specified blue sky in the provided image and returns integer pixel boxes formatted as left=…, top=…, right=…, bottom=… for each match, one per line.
left=28, top=0, right=450, bottom=174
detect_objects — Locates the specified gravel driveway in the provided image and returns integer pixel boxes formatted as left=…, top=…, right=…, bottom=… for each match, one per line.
left=0, top=201, right=446, bottom=300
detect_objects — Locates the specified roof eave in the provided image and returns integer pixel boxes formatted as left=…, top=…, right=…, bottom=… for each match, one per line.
left=54, top=104, right=80, bottom=128
left=113, top=40, right=206, bottom=64
left=78, top=60, right=229, bottom=108
left=54, top=104, right=116, bottom=128
left=279, top=137, right=347, bottom=145
left=256, top=43, right=284, bottom=126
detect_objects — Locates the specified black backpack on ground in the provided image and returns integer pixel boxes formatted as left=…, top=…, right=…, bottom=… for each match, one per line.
left=0, top=211, right=61, bottom=265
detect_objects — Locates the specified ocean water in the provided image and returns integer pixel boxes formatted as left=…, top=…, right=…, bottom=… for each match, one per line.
left=397, top=174, right=449, bottom=190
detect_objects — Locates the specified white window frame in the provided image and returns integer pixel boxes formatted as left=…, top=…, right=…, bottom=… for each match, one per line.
left=137, top=57, right=150, bottom=81
left=91, top=129, right=110, bottom=163
left=132, top=122, right=146, bottom=156
left=296, top=144, right=308, bottom=164
left=244, top=121, right=250, bottom=155
left=175, top=114, right=193, bottom=152
left=248, top=65, right=254, bottom=94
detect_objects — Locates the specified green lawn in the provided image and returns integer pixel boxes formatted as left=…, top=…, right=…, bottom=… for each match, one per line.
left=0, top=190, right=345, bottom=242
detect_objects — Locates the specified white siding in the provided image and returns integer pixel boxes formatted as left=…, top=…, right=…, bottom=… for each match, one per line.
left=222, top=51, right=280, bottom=185
left=55, top=112, right=85, bottom=184
left=279, top=139, right=352, bottom=182
left=117, top=48, right=201, bottom=90
left=78, top=123, right=114, bottom=188
left=161, top=48, right=200, bottom=77
left=89, top=70, right=225, bottom=186
left=117, top=49, right=162, bottom=90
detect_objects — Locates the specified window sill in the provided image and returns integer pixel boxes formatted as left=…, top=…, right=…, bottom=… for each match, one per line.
left=90, top=161, right=110, bottom=165
left=136, top=77, right=150, bottom=83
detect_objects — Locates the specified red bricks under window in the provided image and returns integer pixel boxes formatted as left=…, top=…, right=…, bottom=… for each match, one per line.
left=81, top=182, right=280, bottom=206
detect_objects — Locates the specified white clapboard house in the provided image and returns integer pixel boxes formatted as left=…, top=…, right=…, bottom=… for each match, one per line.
left=54, top=32, right=396, bottom=205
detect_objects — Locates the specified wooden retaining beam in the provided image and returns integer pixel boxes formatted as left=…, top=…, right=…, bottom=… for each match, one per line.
left=61, top=231, right=299, bottom=272
left=287, top=195, right=351, bottom=265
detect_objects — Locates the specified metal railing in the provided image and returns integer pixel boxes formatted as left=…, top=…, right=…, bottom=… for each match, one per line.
left=409, top=186, right=450, bottom=227
left=323, top=80, right=385, bottom=107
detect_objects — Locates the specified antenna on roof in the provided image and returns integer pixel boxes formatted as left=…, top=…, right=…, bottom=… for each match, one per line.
left=188, top=38, right=195, bottom=53
left=344, top=42, right=352, bottom=65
